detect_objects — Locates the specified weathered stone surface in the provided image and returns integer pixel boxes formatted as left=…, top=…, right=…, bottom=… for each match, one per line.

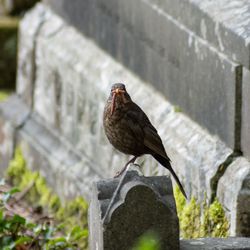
left=44, top=0, right=250, bottom=69
left=0, top=95, right=30, bottom=127
left=217, top=157, right=250, bottom=236
left=242, top=68, right=250, bottom=159
left=0, top=95, right=30, bottom=175
left=16, top=3, right=48, bottom=107
left=151, top=0, right=250, bottom=69
left=43, top=0, right=241, bottom=149
left=17, top=4, right=233, bottom=203
left=0, top=94, right=102, bottom=200
left=180, top=237, right=250, bottom=250
left=16, top=113, right=102, bottom=201
left=89, top=165, right=179, bottom=250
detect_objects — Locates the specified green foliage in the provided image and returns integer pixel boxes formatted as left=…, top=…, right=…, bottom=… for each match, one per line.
left=7, top=148, right=61, bottom=213
left=0, top=205, right=32, bottom=250
left=174, top=186, right=229, bottom=239
left=0, top=202, right=88, bottom=249
left=3, top=147, right=89, bottom=249
left=132, top=231, right=160, bottom=250
left=180, top=197, right=201, bottom=238
left=206, top=198, right=229, bottom=237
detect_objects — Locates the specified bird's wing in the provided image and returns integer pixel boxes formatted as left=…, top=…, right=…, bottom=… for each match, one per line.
left=125, top=103, right=169, bottom=161
left=123, top=108, right=145, bottom=142
left=143, top=125, right=170, bottom=160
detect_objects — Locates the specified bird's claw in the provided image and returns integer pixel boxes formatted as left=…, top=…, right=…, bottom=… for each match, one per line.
left=114, top=171, right=122, bottom=178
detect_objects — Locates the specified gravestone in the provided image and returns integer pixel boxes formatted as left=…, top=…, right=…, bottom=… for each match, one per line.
left=89, top=165, right=179, bottom=250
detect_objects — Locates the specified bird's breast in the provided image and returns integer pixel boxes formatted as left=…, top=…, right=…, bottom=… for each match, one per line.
left=103, top=109, right=145, bottom=156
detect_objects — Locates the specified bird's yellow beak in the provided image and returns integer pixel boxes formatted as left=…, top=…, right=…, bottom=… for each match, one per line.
left=112, top=88, right=125, bottom=95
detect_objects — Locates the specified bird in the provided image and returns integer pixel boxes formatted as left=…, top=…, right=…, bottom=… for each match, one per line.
left=103, top=83, right=187, bottom=199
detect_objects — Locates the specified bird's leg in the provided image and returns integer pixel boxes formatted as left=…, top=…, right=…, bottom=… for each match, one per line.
left=114, top=156, right=138, bottom=178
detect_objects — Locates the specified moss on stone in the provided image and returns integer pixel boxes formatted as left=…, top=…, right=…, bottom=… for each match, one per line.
left=6, top=147, right=88, bottom=249
left=174, top=186, right=229, bottom=238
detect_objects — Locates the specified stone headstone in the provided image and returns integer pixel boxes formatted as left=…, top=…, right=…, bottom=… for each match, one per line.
left=89, top=164, right=179, bottom=250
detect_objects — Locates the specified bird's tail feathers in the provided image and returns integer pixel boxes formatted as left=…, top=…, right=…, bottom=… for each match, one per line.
left=153, top=154, right=187, bottom=199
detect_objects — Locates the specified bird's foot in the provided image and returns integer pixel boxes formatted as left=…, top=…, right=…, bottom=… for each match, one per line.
left=114, top=171, right=122, bottom=178
left=113, top=163, right=141, bottom=178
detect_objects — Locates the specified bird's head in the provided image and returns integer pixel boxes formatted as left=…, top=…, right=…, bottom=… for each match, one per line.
left=109, top=83, right=131, bottom=115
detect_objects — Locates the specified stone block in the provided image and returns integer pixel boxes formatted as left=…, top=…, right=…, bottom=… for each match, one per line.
left=242, top=68, right=250, bottom=159
left=16, top=3, right=48, bottom=107
left=16, top=112, right=102, bottom=201
left=180, top=237, right=250, bottom=250
left=89, top=165, right=179, bottom=250
left=151, top=0, right=250, bottom=69
left=0, top=95, right=102, bottom=201
left=0, top=95, right=30, bottom=175
left=217, top=157, right=250, bottom=236
left=43, top=0, right=241, bottom=149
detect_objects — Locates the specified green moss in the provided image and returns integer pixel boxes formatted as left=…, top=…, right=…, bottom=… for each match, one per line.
left=6, top=147, right=88, bottom=249
left=180, top=197, right=201, bottom=238
left=173, top=184, right=186, bottom=218
left=208, top=198, right=229, bottom=237
left=174, top=186, right=229, bottom=239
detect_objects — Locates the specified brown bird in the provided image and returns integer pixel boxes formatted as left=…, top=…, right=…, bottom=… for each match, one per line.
left=103, top=83, right=187, bottom=198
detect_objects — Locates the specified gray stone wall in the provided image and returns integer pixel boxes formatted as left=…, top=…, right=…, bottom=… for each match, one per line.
left=15, top=4, right=233, bottom=201
left=0, top=1, right=249, bottom=236
left=43, top=0, right=250, bottom=154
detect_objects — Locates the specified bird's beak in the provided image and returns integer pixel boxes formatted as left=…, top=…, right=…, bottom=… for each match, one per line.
left=110, top=88, right=126, bottom=115
left=112, top=88, right=125, bottom=95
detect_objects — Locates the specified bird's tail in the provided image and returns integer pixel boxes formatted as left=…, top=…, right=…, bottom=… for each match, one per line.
left=153, top=154, right=187, bottom=199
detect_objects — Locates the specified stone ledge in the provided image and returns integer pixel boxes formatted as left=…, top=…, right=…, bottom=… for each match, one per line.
left=149, top=0, right=250, bottom=69
left=45, top=0, right=250, bottom=69
left=180, top=237, right=250, bottom=250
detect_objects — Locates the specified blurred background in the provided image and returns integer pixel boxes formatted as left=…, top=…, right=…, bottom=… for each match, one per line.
left=0, top=0, right=250, bottom=249
left=0, top=0, right=39, bottom=95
